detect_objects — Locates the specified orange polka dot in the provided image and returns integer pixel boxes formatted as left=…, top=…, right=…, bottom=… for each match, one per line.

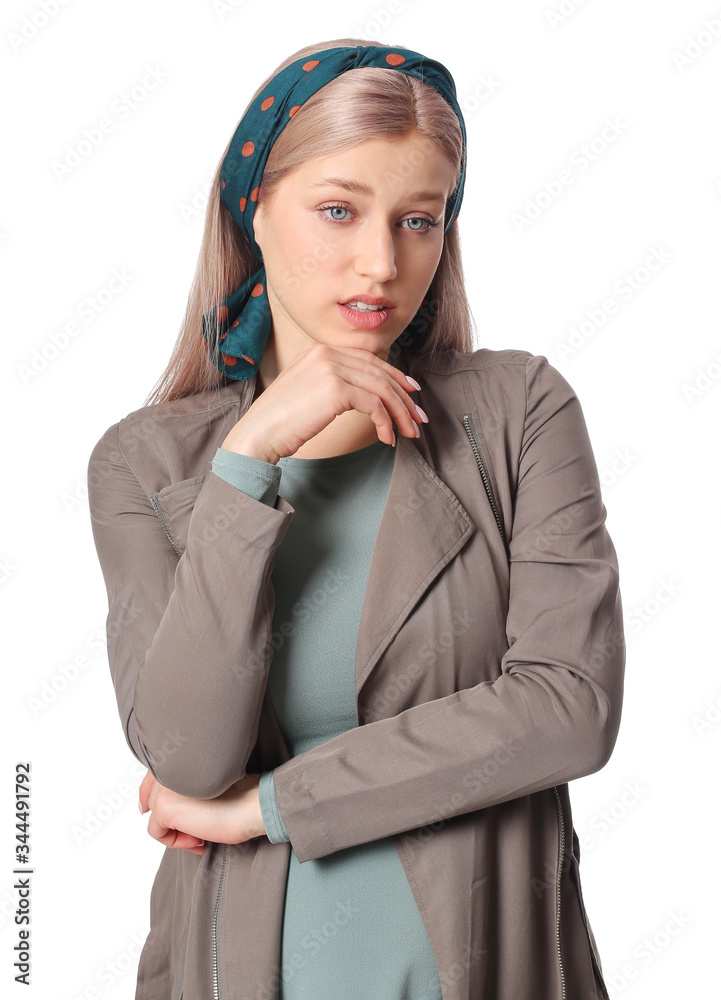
left=220, top=330, right=228, bottom=341
left=261, top=96, right=274, bottom=110
left=221, top=178, right=225, bottom=190
left=250, top=186, right=259, bottom=202
left=221, top=354, right=237, bottom=365
left=386, top=53, right=405, bottom=66
left=217, top=306, right=228, bottom=322
left=302, top=60, right=319, bottom=71
left=241, top=141, right=255, bottom=156
left=231, top=319, right=239, bottom=328
left=251, top=283, right=263, bottom=297
left=241, top=354, right=255, bottom=365
left=289, top=105, right=301, bottom=117
left=239, top=197, right=247, bottom=211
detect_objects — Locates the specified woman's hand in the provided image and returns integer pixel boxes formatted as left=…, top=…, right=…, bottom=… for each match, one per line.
left=220, top=342, right=425, bottom=462
left=138, top=770, right=266, bottom=857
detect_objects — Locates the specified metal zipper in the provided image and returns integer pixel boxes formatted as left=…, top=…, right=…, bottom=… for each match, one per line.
left=552, top=785, right=567, bottom=1000
left=462, top=414, right=506, bottom=546
left=212, top=844, right=229, bottom=1000
left=149, top=492, right=183, bottom=558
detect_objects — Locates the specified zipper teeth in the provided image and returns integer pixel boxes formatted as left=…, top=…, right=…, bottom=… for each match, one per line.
left=462, top=415, right=506, bottom=545
left=212, top=844, right=228, bottom=1000
left=552, top=785, right=567, bottom=1000
left=149, top=492, right=183, bottom=558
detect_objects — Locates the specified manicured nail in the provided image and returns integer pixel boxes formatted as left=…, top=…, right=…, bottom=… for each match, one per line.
left=414, top=422, right=420, bottom=438
left=406, top=376, right=421, bottom=391
left=391, top=430, right=396, bottom=447
left=415, top=404, right=429, bottom=424
left=138, top=798, right=143, bottom=814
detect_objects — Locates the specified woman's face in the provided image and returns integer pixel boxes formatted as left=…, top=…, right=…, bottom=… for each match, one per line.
left=252, top=130, right=457, bottom=371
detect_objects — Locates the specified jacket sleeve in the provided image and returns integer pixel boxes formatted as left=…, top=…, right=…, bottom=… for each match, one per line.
left=270, top=354, right=626, bottom=863
left=87, top=422, right=294, bottom=799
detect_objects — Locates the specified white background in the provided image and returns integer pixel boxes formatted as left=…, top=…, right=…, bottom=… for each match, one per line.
left=2, top=1, right=720, bottom=997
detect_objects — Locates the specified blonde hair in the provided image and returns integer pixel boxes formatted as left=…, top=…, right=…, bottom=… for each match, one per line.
left=143, top=38, right=475, bottom=406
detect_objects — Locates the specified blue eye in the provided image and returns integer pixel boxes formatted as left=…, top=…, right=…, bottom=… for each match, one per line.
left=325, top=205, right=350, bottom=222
left=318, top=203, right=439, bottom=233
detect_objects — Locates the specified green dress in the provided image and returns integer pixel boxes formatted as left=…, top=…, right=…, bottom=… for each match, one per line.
left=211, top=440, right=444, bottom=1000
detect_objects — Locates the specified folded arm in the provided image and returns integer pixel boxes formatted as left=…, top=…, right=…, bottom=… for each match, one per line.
left=87, top=423, right=294, bottom=800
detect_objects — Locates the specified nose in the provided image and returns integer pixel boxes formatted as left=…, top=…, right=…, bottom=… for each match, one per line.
left=353, top=218, right=397, bottom=284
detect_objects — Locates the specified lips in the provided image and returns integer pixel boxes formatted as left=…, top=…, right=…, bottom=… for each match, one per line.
left=340, top=294, right=395, bottom=308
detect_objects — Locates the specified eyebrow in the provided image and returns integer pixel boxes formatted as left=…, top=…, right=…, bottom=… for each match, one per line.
left=309, top=176, right=447, bottom=204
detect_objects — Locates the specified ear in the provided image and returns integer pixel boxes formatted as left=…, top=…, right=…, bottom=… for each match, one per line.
left=252, top=202, right=264, bottom=250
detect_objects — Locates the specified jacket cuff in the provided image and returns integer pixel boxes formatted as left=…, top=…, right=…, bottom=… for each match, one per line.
left=211, top=447, right=282, bottom=508
left=258, top=770, right=290, bottom=844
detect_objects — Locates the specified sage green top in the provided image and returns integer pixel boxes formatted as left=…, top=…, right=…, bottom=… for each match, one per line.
left=211, top=441, right=443, bottom=1000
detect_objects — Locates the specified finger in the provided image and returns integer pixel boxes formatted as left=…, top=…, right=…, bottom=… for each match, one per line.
left=346, top=371, right=420, bottom=442
left=330, top=350, right=422, bottom=437
left=138, top=770, right=155, bottom=814
left=169, top=831, right=206, bottom=852
left=146, top=809, right=172, bottom=845
left=331, top=346, right=422, bottom=396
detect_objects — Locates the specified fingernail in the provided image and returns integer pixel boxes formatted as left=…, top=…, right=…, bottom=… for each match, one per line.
left=414, top=422, right=420, bottom=438
left=406, top=376, right=421, bottom=391
left=138, top=798, right=143, bottom=814
left=391, top=430, right=396, bottom=447
left=415, top=404, right=429, bottom=424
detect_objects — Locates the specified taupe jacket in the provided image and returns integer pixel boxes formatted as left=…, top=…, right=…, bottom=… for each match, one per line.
left=87, top=343, right=625, bottom=1000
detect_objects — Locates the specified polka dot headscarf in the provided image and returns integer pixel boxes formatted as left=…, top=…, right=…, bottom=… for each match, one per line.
left=201, top=44, right=468, bottom=380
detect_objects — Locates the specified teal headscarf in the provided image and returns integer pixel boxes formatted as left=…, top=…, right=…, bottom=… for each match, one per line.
left=202, top=44, right=467, bottom=380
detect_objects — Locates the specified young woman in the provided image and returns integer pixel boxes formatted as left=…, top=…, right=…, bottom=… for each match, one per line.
left=88, top=38, right=625, bottom=1000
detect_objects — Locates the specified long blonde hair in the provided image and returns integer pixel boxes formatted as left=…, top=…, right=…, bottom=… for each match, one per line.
left=143, top=38, right=475, bottom=407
